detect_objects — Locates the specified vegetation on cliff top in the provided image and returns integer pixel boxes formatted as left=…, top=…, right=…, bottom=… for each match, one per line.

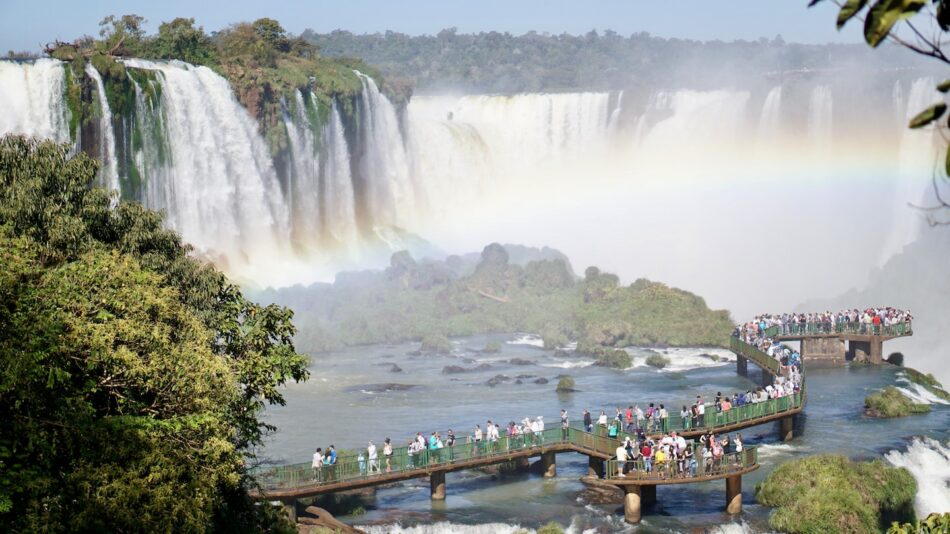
left=45, top=15, right=401, bottom=155
left=0, top=136, right=307, bottom=531
left=255, top=243, right=734, bottom=355
left=864, top=387, right=931, bottom=418
left=756, top=454, right=916, bottom=533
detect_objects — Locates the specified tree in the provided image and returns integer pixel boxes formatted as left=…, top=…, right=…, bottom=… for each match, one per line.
left=812, top=0, right=950, bottom=224
left=97, top=14, right=147, bottom=56
left=0, top=136, right=307, bottom=532
left=152, top=17, right=216, bottom=65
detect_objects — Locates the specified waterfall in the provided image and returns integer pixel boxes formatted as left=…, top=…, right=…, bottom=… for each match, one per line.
left=283, top=90, right=323, bottom=251
left=756, top=87, right=782, bottom=146
left=807, top=85, right=833, bottom=159
left=324, top=101, right=358, bottom=247
left=120, top=59, right=293, bottom=283
left=355, top=71, right=415, bottom=233
left=0, top=59, right=70, bottom=143
left=84, top=63, right=120, bottom=192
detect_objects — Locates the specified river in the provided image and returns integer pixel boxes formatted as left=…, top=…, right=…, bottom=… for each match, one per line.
left=262, top=333, right=950, bottom=532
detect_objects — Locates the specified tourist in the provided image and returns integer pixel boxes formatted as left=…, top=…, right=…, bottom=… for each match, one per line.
left=474, top=424, right=482, bottom=454
left=583, top=409, right=593, bottom=432
left=383, top=438, right=393, bottom=472
left=686, top=444, right=697, bottom=477
left=733, top=433, right=743, bottom=463
left=367, top=440, right=379, bottom=474
left=312, top=447, right=323, bottom=480
left=641, top=440, right=653, bottom=473
left=358, top=451, right=366, bottom=475
left=681, top=405, right=690, bottom=430
left=659, top=404, right=669, bottom=432
left=696, top=397, right=705, bottom=427
left=625, top=405, right=634, bottom=432
left=597, top=410, right=608, bottom=428
left=535, top=415, right=545, bottom=444
left=561, top=409, right=570, bottom=440
left=615, top=442, right=628, bottom=478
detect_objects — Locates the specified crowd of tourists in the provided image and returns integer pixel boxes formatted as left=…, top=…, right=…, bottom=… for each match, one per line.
left=735, top=307, right=912, bottom=338
left=612, top=429, right=745, bottom=479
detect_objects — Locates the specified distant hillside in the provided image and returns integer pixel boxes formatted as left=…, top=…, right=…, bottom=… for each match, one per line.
left=800, top=230, right=950, bottom=384
left=302, top=28, right=935, bottom=93
left=253, top=243, right=734, bottom=352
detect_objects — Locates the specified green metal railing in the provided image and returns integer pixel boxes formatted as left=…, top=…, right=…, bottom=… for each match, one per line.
left=604, top=446, right=758, bottom=481
left=251, top=426, right=617, bottom=491
left=761, top=320, right=912, bottom=338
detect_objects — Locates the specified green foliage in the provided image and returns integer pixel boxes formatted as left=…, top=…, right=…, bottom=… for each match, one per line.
left=0, top=136, right=307, bottom=532
left=556, top=375, right=576, bottom=392
left=257, top=243, right=734, bottom=354
left=645, top=354, right=671, bottom=369
left=420, top=334, right=452, bottom=354
left=537, top=522, right=566, bottom=534
left=888, top=513, right=950, bottom=533
left=483, top=340, right=503, bottom=353
left=864, top=387, right=931, bottom=418
left=756, top=454, right=916, bottom=533
left=150, top=17, right=216, bottom=65
left=908, top=103, right=947, bottom=129
left=903, top=367, right=950, bottom=401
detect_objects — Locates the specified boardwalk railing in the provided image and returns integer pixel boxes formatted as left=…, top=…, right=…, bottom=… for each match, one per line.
left=766, top=320, right=912, bottom=338
left=251, top=426, right=613, bottom=491
left=604, top=446, right=758, bottom=481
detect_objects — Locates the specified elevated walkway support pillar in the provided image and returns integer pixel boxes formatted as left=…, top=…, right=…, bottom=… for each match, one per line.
left=430, top=471, right=446, bottom=500
left=623, top=485, right=641, bottom=523
left=541, top=451, right=556, bottom=478
left=588, top=455, right=604, bottom=478
left=737, top=355, right=748, bottom=376
left=642, top=484, right=656, bottom=506
left=779, top=416, right=793, bottom=442
left=726, top=475, right=742, bottom=515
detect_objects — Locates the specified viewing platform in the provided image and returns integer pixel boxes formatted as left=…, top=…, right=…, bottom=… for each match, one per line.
left=772, top=321, right=912, bottom=365
left=253, top=316, right=888, bottom=524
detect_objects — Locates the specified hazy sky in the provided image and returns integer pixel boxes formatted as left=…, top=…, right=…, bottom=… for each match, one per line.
left=2, top=0, right=863, bottom=53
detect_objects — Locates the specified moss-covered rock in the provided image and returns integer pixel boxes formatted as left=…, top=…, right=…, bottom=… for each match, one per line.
left=420, top=334, right=451, bottom=354
left=556, top=375, right=576, bottom=392
left=578, top=343, right=632, bottom=369
left=483, top=340, right=502, bottom=353
left=645, top=354, right=671, bottom=369
left=865, top=387, right=931, bottom=418
left=756, top=454, right=916, bottom=533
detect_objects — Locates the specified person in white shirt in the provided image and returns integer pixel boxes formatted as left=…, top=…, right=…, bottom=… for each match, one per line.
left=597, top=410, right=608, bottom=427
left=367, top=441, right=379, bottom=474
left=312, top=448, right=323, bottom=480
left=615, top=444, right=628, bottom=477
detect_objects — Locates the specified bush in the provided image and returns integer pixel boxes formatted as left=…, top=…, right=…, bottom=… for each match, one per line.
left=888, top=512, right=950, bottom=533
left=756, top=454, right=916, bottom=533
left=537, top=522, right=565, bottom=534
left=887, top=352, right=904, bottom=366
left=865, top=387, right=930, bottom=418
left=556, top=376, right=576, bottom=392
left=645, top=354, right=671, bottom=369
left=420, top=334, right=452, bottom=354
left=483, top=340, right=502, bottom=353
left=578, top=343, right=632, bottom=369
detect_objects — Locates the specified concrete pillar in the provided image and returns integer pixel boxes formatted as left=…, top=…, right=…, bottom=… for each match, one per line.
left=870, top=337, right=883, bottom=365
left=779, top=416, right=793, bottom=442
left=726, top=475, right=742, bottom=515
left=623, top=485, right=642, bottom=523
left=588, top=455, right=604, bottom=478
left=430, top=471, right=446, bottom=500
left=282, top=500, right=297, bottom=522
left=642, top=484, right=656, bottom=506
left=801, top=336, right=846, bottom=365
left=737, top=355, right=748, bottom=376
left=541, top=451, right=556, bottom=478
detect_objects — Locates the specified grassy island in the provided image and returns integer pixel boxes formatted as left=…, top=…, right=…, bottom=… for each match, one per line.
left=865, top=387, right=931, bottom=418
left=756, top=454, right=916, bottom=533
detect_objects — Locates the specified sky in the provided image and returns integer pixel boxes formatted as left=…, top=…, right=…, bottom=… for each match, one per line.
left=1, top=0, right=865, bottom=53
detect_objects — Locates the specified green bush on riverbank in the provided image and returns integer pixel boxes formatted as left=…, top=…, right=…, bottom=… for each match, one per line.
left=756, top=454, right=916, bottom=533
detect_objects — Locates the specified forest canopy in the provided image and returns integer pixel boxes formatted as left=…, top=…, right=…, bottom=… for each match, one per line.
left=0, top=136, right=307, bottom=532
